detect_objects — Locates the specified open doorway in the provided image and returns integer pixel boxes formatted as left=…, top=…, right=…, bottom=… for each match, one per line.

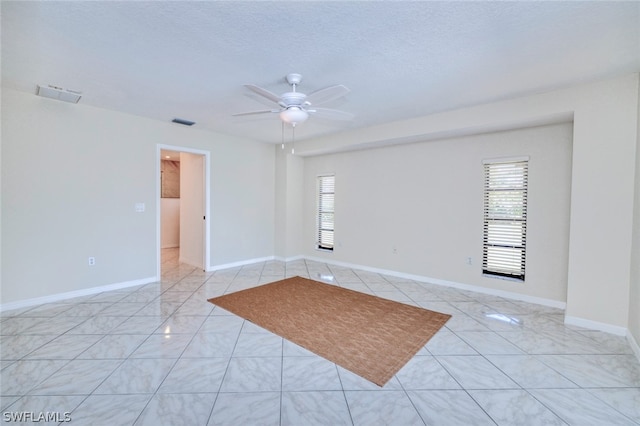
left=157, top=145, right=210, bottom=277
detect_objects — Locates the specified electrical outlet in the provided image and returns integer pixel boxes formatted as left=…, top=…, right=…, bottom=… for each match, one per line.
left=88, top=257, right=96, bottom=266
left=466, top=257, right=473, bottom=265
left=392, top=246, right=398, bottom=254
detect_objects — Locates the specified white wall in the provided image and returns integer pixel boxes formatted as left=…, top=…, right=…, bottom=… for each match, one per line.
left=1, top=89, right=275, bottom=305
left=209, top=133, right=276, bottom=266
left=630, top=80, right=640, bottom=348
left=295, top=73, right=639, bottom=331
left=302, top=123, right=573, bottom=303
left=2, top=74, right=638, bottom=338
left=179, top=152, right=205, bottom=268
left=274, top=146, right=304, bottom=260
left=161, top=198, right=179, bottom=248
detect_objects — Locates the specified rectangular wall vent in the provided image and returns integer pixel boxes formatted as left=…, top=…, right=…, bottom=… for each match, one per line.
left=36, top=84, right=82, bottom=103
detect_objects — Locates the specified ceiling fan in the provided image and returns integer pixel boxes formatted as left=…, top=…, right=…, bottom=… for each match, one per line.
left=233, top=73, right=353, bottom=126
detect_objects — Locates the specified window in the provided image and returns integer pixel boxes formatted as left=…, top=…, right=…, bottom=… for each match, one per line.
left=483, top=158, right=528, bottom=281
left=317, top=175, right=335, bottom=251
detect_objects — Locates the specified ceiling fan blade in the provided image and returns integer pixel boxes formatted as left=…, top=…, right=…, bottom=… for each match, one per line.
left=232, top=109, right=279, bottom=117
left=244, top=84, right=281, bottom=104
left=308, top=107, right=354, bottom=121
left=306, top=85, right=350, bottom=106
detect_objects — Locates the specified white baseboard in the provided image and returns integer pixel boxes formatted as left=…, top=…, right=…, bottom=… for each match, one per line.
left=207, top=256, right=276, bottom=272
left=273, top=255, right=305, bottom=262
left=0, top=276, right=157, bottom=313
left=304, top=255, right=566, bottom=310
left=564, top=315, right=628, bottom=336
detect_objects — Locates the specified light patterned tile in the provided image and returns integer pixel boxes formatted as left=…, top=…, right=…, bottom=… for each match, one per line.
left=538, top=354, right=640, bottom=387
left=282, top=340, right=318, bottom=357
left=0, top=396, right=19, bottom=411
left=25, top=334, right=102, bottom=359
left=97, top=302, right=146, bottom=316
left=153, top=315, right=207, bottom=334
left=30, top=359, right=121, bottom=396
left=469, top=390, right=567, bottom=425
left=575, top=331, right=635, bottom=355
left=233, top=332, right=282, bottom=357
left=5, top=249, right=638, bottom=426
left=133, top=301, right=182, bottom=318
left=0, top=335, right=56, bottom=360
left=219, top=357, right=281, bottom=392
left=485, top=355, right=577, bottom=389
left=94, top=358, right=176, bottom=394
left=69, top=394, right=151, bottom=426
left=442, top=314, right=490, bottom=332
left=345, top=390, right=423, bottom=426
left=436, top=355, right=519, bottom=389
left=424, top=329, right=478, bottom=355
left=588, top=388, right=640, bottom=423
left=181, top=332, right=238, bottom=358
left=173, top=299, right=215, bottom=316
left=396, top=356, right=461, bottom=390
left=21, top=317, right=86, bottom=335
left=5, top=395, right=85, bottom=425
left=455, top=331, right=525, bottom=355
left=282, top=357, right=341, bottom=391
left=57, top=303, right=112, bottom=317
left=14, top=303, right=74, bottom=318
left=129, top=334, right=192, bottom=359
left=281, top=391, right=352, bottom=426
left=66, top=316, right=126, bottom=334
left=158, top=357, right=229, bottom=393
left=408, top=390, right=495, bottom=425
left=198, top=315, right=244, bottom=334
left=0, top=359, right=68, bottom=395
left=530, top=389, right=637, bottom=425
left=135, top=393, right=216, bottom=426
left=77, top=334, right=148, bottom=359
left=208, top=392, right=281, bottom=426
left=0, top=317, right=45, bottom=335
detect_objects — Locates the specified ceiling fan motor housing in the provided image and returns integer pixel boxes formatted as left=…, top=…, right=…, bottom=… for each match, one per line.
left=280, top=92, right=307, bottom=106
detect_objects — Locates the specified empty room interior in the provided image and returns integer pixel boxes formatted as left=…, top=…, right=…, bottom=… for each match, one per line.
left=1, top=2, right=640, bottom=425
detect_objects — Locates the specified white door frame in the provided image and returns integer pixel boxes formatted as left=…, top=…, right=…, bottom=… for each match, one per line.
left=156, top=144, right=211, bottom=278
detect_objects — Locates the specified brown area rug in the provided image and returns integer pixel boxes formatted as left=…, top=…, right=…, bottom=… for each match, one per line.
left=208, top=276, right=451, bottom=386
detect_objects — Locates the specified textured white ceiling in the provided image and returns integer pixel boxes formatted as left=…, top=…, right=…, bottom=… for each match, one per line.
left=2, top=1, right=639, bottom=144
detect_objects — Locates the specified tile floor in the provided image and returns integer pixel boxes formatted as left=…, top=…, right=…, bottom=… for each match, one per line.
left=1, top=248, right=639, bottom=425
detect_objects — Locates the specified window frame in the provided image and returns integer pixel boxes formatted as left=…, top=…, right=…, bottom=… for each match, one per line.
left=316, top=174, right=335, bottom=251
left=482, top=157, right=529, bottom=281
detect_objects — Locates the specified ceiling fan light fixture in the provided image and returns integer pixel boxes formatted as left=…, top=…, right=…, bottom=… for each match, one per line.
left=280, top=107, right=308, bottom=125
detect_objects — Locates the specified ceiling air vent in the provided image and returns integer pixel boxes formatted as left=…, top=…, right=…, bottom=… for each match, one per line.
left=172, top=118, right=195, bottom=126
left=36, top=84, right=82, bottom=103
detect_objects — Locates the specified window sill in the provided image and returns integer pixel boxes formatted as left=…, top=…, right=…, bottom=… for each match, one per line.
left=482, top=273, right=524, bottom=283
left=315, top=247, right=334, bottom=253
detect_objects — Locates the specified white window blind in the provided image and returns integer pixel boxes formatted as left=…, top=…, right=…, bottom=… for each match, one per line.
left=317, top=175, right=335, bottom=250
left=483, top=160, right=528, bottom=280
